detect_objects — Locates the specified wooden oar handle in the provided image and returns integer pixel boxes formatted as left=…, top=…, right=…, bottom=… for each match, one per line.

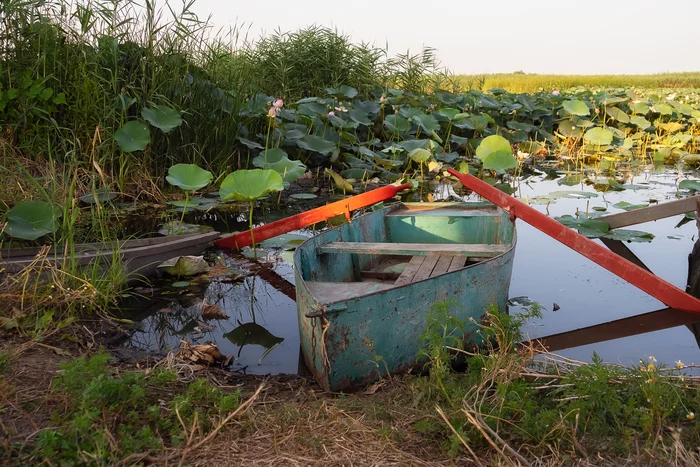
left=447, top=168, right=700, bottom=315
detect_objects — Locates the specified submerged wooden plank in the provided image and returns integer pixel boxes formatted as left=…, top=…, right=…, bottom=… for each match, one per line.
left=600, top=196, right=699, bottom=229
left=430, top=256, right=454, bottom=277
left=529, top=307, right=699, bottom=352
left=412, top=256, right=440, bottom=282
left=447, top=256, right=468, bottom=272
left=600, top=238, right=652, bottom=272
left=394, top=256, right=426, bottom=286
left=318, top=242, right=508, bottom=257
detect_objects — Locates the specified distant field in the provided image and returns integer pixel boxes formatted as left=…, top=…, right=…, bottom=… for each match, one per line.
left=457, top=72, right=700, bottom=93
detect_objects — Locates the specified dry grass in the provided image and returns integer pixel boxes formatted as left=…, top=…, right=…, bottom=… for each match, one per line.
left=457, top=72, right=700, bottom=93
left=2, top=326, right=700, bottom=466
left=186, top=377, right=459, bottom=466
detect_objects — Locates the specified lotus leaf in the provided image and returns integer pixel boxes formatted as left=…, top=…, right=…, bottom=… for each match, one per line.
left=606, top=106, right=630, bottom=123
left=630, top=116, right=651, bottom=129
left=613, top=201, right=649, bottom=211
left=157, top=255, right=210, bottom=277
left=408, top=148, right=432, bottom=163
left=220, top=169, right=284, bottom=202
left=326, top=85, right=358, bottom=99
left=325, top=168, right=355, bottom=193
left=632, top=102, right=650, bottom=114
left=562, top=100, right=589, bottom=116
left=653, top=103, right=674, bottom=115
left=239, top=137, right=264, bottom=150
left=296, top=135, right=336, bottom=155
left=79, top=187, right=118, bottom=205
left=476, top=135, right=516, bottom=170
left=141, top=105, right=182, bottom=133
left=114, top=120, right=150, bottom=152
left=4, top=201, right=62, bottom=240
left=583, top=127, right=613, bottom=146
left=348, top=109, right=371, bottom=126
left=290, top=193, right=318, bottom=200
left=166, top=164, right=213, bottom=191
left=679, top=180, right=700, bottom=192
left=384, top=114, right=411, bottom=133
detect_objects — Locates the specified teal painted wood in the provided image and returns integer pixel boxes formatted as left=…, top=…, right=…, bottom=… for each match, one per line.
left=294, top=202, right=517, bottom=392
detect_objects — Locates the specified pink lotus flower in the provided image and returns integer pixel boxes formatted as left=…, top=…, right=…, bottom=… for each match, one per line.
left=273, top=98, right=284, bottom=109
left=552, top=90, right=560, bottom=96
left=328, top=111, right=335, bottom=116
left=380, top=96, right=386, bottom=104
left=267, top=106, right=277, bottom=118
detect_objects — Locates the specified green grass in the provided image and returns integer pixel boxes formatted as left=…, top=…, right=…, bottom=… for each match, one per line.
left=413, top=302, right=700, bottom=462
left=458, top=72, right=700, bottom=93
left=22, top=351, right=241, bottom=465
left=0, top=0, right=440, bottom=184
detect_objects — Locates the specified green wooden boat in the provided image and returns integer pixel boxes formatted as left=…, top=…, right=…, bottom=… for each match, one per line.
left=294, top=202, right=517, bottom=392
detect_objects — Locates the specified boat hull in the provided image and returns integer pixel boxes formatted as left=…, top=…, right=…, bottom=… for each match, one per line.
left=294, top=202, right=516, bottom=392
left=0, top=232, right=221, bottom=283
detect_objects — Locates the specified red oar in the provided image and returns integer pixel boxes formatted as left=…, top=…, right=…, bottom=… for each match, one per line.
left=447, top=168, right=700, bottom=315
left=215, top=183, right=411, bottom=250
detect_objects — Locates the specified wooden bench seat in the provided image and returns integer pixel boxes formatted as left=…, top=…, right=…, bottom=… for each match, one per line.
left=317, top=242, right=508, bottom=258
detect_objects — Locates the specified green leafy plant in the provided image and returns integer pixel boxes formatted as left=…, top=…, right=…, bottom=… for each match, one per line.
left=475, top=135, right=516, bottom=171
left=32, top=351, right=241, bottom=464
left=165, top=164, right=213, bottom=233
left=3, top=201, right=62, bottom=241
left=220, top=169, right=284, bottom=257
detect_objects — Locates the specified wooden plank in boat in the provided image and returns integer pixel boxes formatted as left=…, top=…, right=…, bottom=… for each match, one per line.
left=448, top=256, right=468, bottom=272
left=431, top=256, right=454, bottom=277
left=412, top=255, right=440, bottom=282
left=394, top=256, right=426, bottom=286
left=318, top=242, right=508, bottom=257
left=305, top=281, right=396, bottom=303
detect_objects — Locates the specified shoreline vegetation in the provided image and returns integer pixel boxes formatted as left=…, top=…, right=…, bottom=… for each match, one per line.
left=1, top=0, right=700, bottom=464
left=458, top=72, right=700, bottom=94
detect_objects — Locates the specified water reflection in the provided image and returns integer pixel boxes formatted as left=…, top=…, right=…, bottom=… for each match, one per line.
left=123, top=166, right=700, bottom=375
left=124, top=255, right=301, bottom=375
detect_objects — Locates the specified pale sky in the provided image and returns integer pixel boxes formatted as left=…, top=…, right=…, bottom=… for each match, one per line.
left=186, top=0, right=699, bottom=75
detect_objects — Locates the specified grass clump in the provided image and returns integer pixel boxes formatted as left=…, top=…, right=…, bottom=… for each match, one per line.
left=416, top=301, right=700, bottom=464
left=0, top=351, right=9, bottom=375
left=242, top=25, right=386, bottom=100
left=25, top=351, right=241, bottom=465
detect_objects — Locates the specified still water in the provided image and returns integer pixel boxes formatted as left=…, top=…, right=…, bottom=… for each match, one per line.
left=123, top=167, right=700, bottom=374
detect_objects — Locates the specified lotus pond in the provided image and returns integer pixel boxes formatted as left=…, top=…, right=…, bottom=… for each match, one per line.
left=114, top=162, right=700, bottom=376
left=5, top=82, right=700, bottom=376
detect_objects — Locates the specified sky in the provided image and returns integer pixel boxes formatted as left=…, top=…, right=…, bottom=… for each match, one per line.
left=183, top=0, right=700, bottom=75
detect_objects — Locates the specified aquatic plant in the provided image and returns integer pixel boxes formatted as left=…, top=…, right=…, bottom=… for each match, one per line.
left=165, top=163, right=214, bottom=232
left=219, top=169, right=284, bottom=257
left=2, top=201, right=62, bottom=241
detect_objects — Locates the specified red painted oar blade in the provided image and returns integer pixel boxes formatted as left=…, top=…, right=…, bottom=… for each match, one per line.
left=447, top=168, right=700, bottom=315
left=215, top=183, right=411, bottom=250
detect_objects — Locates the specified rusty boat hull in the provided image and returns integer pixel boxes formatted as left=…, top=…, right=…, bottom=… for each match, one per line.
left=294, top=202, right=517, bottom=392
